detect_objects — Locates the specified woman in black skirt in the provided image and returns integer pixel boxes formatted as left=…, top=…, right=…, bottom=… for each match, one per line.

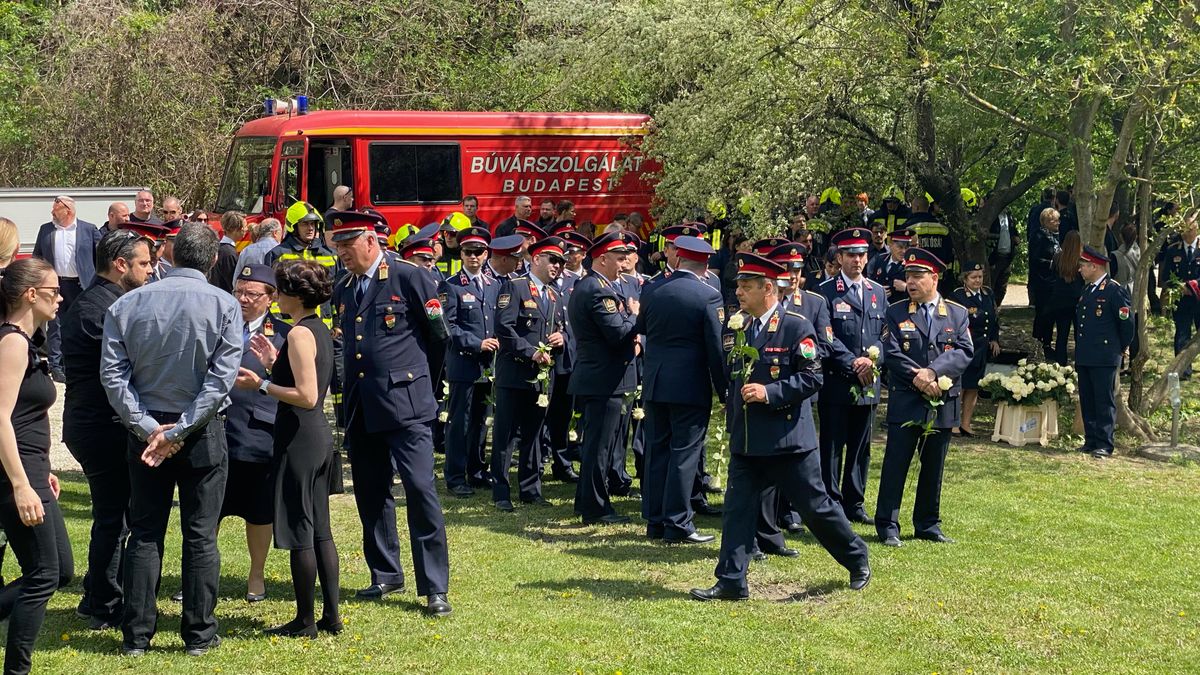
left=950, top=261, right=1000, bottom=436
left=0, top=258, right=73, bottom=674
left=235, top=260, right=338, bottom=638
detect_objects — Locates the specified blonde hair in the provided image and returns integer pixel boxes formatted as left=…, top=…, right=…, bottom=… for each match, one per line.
left=0, top=217, right=19, bottom=268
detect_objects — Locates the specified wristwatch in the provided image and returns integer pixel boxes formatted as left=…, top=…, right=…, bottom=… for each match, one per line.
left=258, top=379, right=271, bottom=395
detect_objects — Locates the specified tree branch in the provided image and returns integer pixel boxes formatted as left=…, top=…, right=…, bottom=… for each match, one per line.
left=953, top=83, right=1069, bottom=146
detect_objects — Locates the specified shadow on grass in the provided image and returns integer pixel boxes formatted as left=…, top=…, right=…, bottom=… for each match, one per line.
left=516, top=577, right=678, bottom=602
left=564, top=541, right=716, bottom=564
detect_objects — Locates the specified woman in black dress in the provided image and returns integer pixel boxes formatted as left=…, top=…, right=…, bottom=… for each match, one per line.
left=235, top=260, right=338, bottom=638
left=949, top=262, right=1000, bottom=436
left=0, top=258, right=73, bottom=675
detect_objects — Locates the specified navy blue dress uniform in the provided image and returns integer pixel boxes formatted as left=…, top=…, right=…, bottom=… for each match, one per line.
left=866, top=229, right=914, bottom=304
left=609, top=263, right=646, bottom=495
left=491, top=237, right=569, bottom=508
left=483, top=234, right=525, bottom=281
left=567, top=233, right=639, bottom=523
left=327, top=211, right=452, bottom=605
left=542, top=231, right=591, bottom=482
left=875, top=248, right=973, bottom=545
left=635, top=236, right=727, bottom=542
left=1075, top=247, right=1135, bottom=457
left=816, top=228, right=888, bottom=523
left=439, top=227, right=502, bottom=496
left=1029, top=221, right=1061, bottom=347
left=1161, top=236, right=1200, bottom=356
left=949, top=262, right=999, bottom=390
left=221, top=266, right=290, bottom=529
left=693, top=254, right=869, bottom=600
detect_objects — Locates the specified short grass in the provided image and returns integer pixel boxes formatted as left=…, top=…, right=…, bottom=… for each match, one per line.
left=6, top=437, right=1199, bottom=674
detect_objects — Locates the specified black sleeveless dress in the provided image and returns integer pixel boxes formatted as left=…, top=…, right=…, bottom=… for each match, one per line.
left=271, top=315, right=335, bottom=550
left=0, top=324, right=55, bottom=502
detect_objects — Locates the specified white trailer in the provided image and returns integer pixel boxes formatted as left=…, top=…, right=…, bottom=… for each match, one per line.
left=0, top=187, right=149, bottom=255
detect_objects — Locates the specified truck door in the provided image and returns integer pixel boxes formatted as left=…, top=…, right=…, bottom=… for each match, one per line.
left=274, top=138, right=306, bottom=219
left=308, top=140, right=353, bottom=213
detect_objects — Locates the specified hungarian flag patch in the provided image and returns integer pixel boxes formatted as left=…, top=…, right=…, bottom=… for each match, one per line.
left=425, top=298, right=443, bottom=320
left=1118, top=306, right=1130, bottom=320
left=799, top=337, right=817, bottom=360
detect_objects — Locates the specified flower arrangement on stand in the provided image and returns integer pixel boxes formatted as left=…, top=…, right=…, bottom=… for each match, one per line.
left=979, top=360, right=1075, bottom=446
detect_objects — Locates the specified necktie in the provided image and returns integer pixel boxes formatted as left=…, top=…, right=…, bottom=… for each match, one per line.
left=355, top=276, right=367, bottom=305
left=242, top=324, right=251, bottom=345
left=747, top=318, right=760, bottom=342
left=474, top=276, right=484, bottom=297
left=922, top=304, right=934, bottom=334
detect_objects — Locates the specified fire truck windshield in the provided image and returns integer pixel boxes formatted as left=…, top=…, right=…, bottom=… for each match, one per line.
left=215, top=137, right=276, bottom=213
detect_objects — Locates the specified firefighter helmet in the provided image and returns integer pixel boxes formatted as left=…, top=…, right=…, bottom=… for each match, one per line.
left=446, top=211, right=471, bottom=231
left=285, top=201, right=323, bottom=233
left=961, top=188, right=978, bottom=209
left=882, top=185, right=905, bottom=202
left=820, top=187, right=842, bottom=206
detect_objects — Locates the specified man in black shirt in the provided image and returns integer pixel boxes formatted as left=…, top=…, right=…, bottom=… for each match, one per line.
left=60, top=229, right=155, bottom=629
left=494, top=195, right=533, bottom=238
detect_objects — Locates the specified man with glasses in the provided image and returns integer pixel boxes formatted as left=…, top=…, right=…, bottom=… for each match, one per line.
left=130, top=190, right=162, bottom=225
left=32, top=194, right=101, bottom=381
left=161, top=197, right=184, bottom=224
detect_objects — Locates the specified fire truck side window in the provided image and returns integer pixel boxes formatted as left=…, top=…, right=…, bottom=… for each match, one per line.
left=368, top=143, right=461, bottom=204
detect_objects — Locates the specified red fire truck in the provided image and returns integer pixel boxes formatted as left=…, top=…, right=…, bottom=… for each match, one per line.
left=213, top=106, right=655, bottom=235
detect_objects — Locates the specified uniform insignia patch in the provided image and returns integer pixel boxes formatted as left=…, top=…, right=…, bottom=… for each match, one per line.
left=378, top=261, right=389, bottom=281
left=968, top=307, right=977, bottom=315
left=384, top=314, right=396, bottom=329
left=462, top=293, right=476, bottom=303
left=424, top=298, right=442, bottom=320
left=938, top=302, right=947, bottom=316
left=1119, top=306, right=1130, bottom=320
left=339, top=303, right=345, bottom=315
left=798, top=337, right=816, bottom=360
left=768, top=313, right=779, bottom=333
left=770, top=366, right=781, bottom=379
left=1096, top=307, right=1103, bottom=317
left=825, top=325, right=834, bottom=343
left=523, top=299, right=538, bottom=309
left=900, top=320, right=916, bottom=331
left=263, top=318, right=274, bottom=337
left=241, top=266, right=252, bottom=277
left=439, top=293, right=449, bottom=304
left=723, top=334, right=734, bottom=350
left=498, top=294, right=510, bottom=309
left=835, top=301, right=852, bottom=313
left=717, top=307, right=725, bottom=323
left=602, top=298, right=618, bottom=313
left=903, top=341, right=910, bottom=352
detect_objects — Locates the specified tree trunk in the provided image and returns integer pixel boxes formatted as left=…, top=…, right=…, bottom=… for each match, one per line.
left=1127, top=128, right=1161, bottom=412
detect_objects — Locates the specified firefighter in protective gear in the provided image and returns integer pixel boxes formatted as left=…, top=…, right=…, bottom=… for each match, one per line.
left=436, top=212, right=470, bottom=277
left=871, top=185, right=911, bottom=233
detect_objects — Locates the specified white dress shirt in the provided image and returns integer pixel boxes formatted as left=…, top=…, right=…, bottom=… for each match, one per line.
left=53, top=219, right=79, bottom=278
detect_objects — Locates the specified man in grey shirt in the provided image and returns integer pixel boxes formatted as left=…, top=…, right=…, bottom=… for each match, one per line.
left=232, top=217, right=283, bottom=285
left=101, top=222, right=243, bottom=657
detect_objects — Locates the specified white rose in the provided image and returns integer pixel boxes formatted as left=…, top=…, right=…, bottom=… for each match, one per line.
left=485, top=416, right=494, bottom=427
left=437, top=411, right=449, bottom=423
left=727, top=314, right=746, bottom=331
left=1013, top=391, right=1025, bottom=400
left=442, top=382, right=450, bottom=397
left=938, top=375, right=953, bottom=391
left=632, top=407, right=645, bottom=420
left=1056, top=376, right=1066, bottom=385
left=536, top=394, right=550, bottom=408
left=1018, top=358, right=1028, bottom=366
left=867, top=345, right=881, bottom=361
left=537, top=371, right=549, bottom=381
left=1066, top=382, right=1076, bottom=394
left=568, top=429, right=578, bottom=442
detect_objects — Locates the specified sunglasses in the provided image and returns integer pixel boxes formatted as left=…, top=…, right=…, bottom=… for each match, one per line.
left=461, top=248, right=487, bottom=257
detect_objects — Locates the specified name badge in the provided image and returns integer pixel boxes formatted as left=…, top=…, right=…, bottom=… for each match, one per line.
left=463, top=293, right=476, bottom=303
left=899, top=320, right=916, bottom=332
left=835, top=302, right=852, bottom=313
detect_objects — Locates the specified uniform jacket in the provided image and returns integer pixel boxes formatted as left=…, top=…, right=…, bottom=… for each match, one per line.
left=334, top=252, right=449, bottom=432
left=225, top=314, right=290, bottom=463
left=495, top=275, right=565, bottom=391
left=866, top=252, right=908, bottom=304
left=439, top=269, right=502, bottom=383
left=566, top=270, right=638, bottom=397
left=1161, top=240, right=1200, bottom=289
left=264, top=234, right=345, bottom=328
left=948, top=287, right=999, bottom=344
left=553, top=268, right=583, bottom=374
left=725, top=305, right=822, bottom=455
left=782, top=289, right=833, bottom=360
left=817, top=274, right=888, bottom=404
left=32, top=219, right=100, bottom=286
left=882, top=297, right=973, bottom=427
left=635, top=270, right=726, bottom=407
left=1074, top=276, right=1134, bottom=367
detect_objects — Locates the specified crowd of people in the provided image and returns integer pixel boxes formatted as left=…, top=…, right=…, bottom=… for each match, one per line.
left=0, top=182, right=1155, bottom=671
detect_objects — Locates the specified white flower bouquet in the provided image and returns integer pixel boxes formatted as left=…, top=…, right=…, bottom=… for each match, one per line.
left=978, top=360, right=1075, bottom=406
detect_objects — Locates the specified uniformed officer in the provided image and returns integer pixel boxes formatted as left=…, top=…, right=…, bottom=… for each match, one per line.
left=221, top=264, right=290, bottom=603
left=327, top=210, right=453, bottom=616
left=866, top=228, right=913, bottom=304
left=636, top=236, right=727, bottom=543
left=643, top=224, right=720, bottom=293
left=869, top=186, right=911, bottom=233
left=1075, top=246, right=1135, bottom=458
left=491, top=237, right=569, bottom=510
left=567, top=232, right=640, bottom=525
left=439, top=227, right=502, bottom=497
left=875, top=248, right=973, bottom=546
left=484, top=234, right=526, bottom=280
left=949, top=261, right=1000, bottom=436
left=542, top=231, right=591, bottom=483
left=816, top=228, right=888, bottom=524
left=1161, top=216, right=1200, bottom=364
left=690, top=253, right=870, bottom=601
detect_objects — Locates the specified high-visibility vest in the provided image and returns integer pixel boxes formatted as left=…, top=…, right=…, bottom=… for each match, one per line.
left=269, top=245, right=341, bottom=329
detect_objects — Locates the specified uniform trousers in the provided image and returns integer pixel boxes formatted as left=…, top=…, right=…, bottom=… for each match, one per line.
left=0, top=497, right=72, bottom=675
left=542, top=372, right=576, bottom=476
left=642, top=401, right=709, bottom=538
left=574, top=395, right=625, bottom=520
left=714, top=452, right=867, bottom=592
left=1078, top=365, right=1118, bottom=451
left=122, top=421, right=227, bottom=650
left=346, top=416, right=449, bottom=595
left=1173, top=296, right=1200, bottom=354
left=444, top=380, right=492, bottom=489
left=874, top=423, right=950, bottom=540
left=491, top=388, right=549, bottom=503
left=817, top=400, right=875, bottom=519
left=607, top=405, right=636, bottom=495
left=65, top=426, right=129, bottom=623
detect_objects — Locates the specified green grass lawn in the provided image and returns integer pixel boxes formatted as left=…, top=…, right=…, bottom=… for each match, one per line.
left=7, top=435, right=1199, bottom=674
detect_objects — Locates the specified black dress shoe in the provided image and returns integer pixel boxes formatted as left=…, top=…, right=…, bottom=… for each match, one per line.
left=426, top=593, right=452, bottom=617
left=915, top=532, right=955, bottom=544
left=468, top=477, right=494, bottom=488
left=121, top=645, right=146, bottom=657
left=849, top=512, right=874, bottom=525
left=521, top=496, right=552, bottom=506
left=761, top=546, right=799, bottom=557
left=88, top=615, right=118, bottom=630
left=751, top=550, right=768, bottom=561
left=265, top=620, right=317, bottom=639
left=646, top=527, right=664, bottom=540
left=784, top=521, right=805, bottom=533
left=317, top=616, right=344, bottom=635
left=582, top=513, right=631, bottom=525
left=171, top=590, right=183, bottom=602
left=553, top=469, right=580, bottom=483
left=185, top=635, right=221, bottom=656
left=245, top=591, right=267, bottom=603
left=663, top=532, right=716, bottom=544
left=881, top=536, right=903, bottom=547
left=689, top=584, right=748, bottom=602
left=449, top=484, right=475, bottom=498
left=355, top=582, right=405, bottom=599
left=702, top=482, right=722, bottom=495
left=495, top=500, right=515, bottom=512
left=1091, top=448, right=1113, bottom=459
left=694, top=503, right=723, bottom=516
left=1076, top=445, right=1093, bottom=454
left=849, top=566, right=872, bottom=591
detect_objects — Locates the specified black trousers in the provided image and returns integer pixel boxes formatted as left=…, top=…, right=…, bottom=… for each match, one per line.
left=1048, top=307, right=1074, bottom=365
left=66, top=427, right=130, bottom=623
left=714, top=452, right=867, bottom=592
left=1078, top=365, right=1118, bottom=451
left=444, top=380, right=491, bottom=489
left=574, top=395, right=625, bottom=520
left=543, top=372, right=576, bottom=475
left=875, top=423, right=951, bottom=540
left=607, top=403, right=636, bottom=495
left=817, top=400, right=875, bottom=518
left=642, top=401, right=710, bottom=538
left=346, top=417, right=449, bottom=595
left=1173, top=297, right=1200, bottom=354
left=0, top=497, right=73, bottom=675
left=491, top=387, right=549, bottom=503
left=988, top=253, right=1015, bottom=305
left=43, top=276, right=83, bottom=372
left=122, top=424, right=227, bottom=650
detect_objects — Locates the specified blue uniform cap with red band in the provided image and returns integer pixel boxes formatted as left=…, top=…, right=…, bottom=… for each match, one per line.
left=903, top=247, right=946, bottom=274
left=673, top=235, right=714, bottom=262
left=328, top=210, right=386, bottom=242
left=962, top=260, right=984, bottom=273
left=457, top=226, right=491, bottom=248
left=587, top=232, right=628, bottom=258
left=831, top=227, right=871, bottom=252
left=662, top=223, right=705, bottom=242
left=734, top=252, right=786, bottom=280
left=752, top=237, right=790, bottom=255
left=1080, top=245, right=1109, bottom=266
left=489, top=234, right=525, bottom=256
left=768, top=242, right=806, bottom=269
left=889, top=228, right=915, bottom=243
left=401, top=238, right=436, bottom=259
left=237, top=264, right=277, bottom=289
left=530, top=236, right=568, bottom=261
left=516, top=220, right=548, bottom=239
left=549, top=220, right=576, bottom=236
left=560, top=231, right=592, bottom=251
left=119, top=221, right=170, bottom=242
